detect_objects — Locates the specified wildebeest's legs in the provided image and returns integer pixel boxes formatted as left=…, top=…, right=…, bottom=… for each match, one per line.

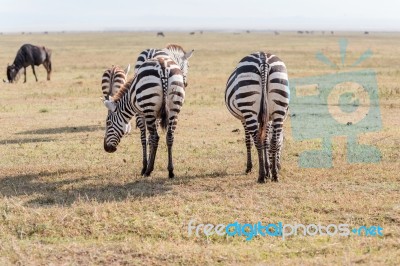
left=31, top=65, right=38, bottom=82
left=43, top=61, right=51, bottom=80
left=23, top=67, right=27, bottom=83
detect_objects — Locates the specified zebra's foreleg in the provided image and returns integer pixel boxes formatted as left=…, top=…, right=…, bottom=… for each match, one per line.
left=136, top=116, right=147, bottom=175
left=242, top=121, right=253, bottom=174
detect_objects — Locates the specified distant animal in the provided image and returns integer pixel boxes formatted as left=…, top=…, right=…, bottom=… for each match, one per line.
left=364, top=31, right=369, bottom=35
left=225, top=52, right=289, bottom=183
left=297, top=31, right=303, bottom=34
left=189, top=32, right=195, bottom=35
left=274, top=31, right=280, bottom=35
left=157, top=32, right=165, bottom=37
left=128, top=44, right=194, bottom=174
left=103, top=56, right=186, bottom=178
left=331, top=31, right=334, bottom=35
left=6, top=44, right=52, bottom=83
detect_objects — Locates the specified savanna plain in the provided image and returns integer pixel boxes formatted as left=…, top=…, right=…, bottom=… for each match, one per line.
left=0, top=32, right=399, bottom=265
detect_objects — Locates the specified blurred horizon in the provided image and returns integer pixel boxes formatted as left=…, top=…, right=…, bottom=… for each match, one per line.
left=1, top=0, right=399, bottom=33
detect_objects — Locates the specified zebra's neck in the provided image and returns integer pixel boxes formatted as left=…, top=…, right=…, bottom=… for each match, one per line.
left=115, top=89, right=135, bottom=124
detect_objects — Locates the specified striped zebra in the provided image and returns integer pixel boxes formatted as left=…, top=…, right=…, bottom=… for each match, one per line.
left=103, top=56, right=185, bottom=178
left=131, top=44, right=193, bottom=174
left=225, top=52, right=289, bottom=183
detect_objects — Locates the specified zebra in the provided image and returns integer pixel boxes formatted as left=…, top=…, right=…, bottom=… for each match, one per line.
left=103, top=56, right=185, bottom=178
left=225, top=52, right=289, bottom=183
left=131, top=44, right=194, bottom=174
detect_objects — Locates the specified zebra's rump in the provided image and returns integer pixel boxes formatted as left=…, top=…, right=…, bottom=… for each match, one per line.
left=225, top=52, right=289, bottom=120
left=101, top=66, right=127, bottom=99
left=132, top=57, right=184, bottom=118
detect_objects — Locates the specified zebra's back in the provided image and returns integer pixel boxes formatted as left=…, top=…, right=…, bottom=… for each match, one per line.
left=134, top=48, right=169, bottom=73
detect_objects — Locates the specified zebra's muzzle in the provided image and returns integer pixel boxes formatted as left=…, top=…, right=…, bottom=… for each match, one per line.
left=104, top=139, right=117, bottom=153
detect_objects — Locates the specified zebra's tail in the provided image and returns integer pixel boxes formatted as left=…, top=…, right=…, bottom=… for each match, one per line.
left=259, top=52, right=269, bottom=141
left=160, top=76, right=169, bottom=131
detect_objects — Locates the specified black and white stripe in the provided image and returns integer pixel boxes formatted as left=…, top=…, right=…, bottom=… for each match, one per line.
left=134, top=44, right=194, bottom=87
left=101, top=65, right=132, bottom=133
left=103, top=56, right=185, bottom=178
left=225, top=52, right=289, bottom=183
left=132, top=45, right=194, bottom=174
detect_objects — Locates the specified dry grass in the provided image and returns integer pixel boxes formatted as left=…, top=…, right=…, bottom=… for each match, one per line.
left=0, top=31, right=399, bottom=265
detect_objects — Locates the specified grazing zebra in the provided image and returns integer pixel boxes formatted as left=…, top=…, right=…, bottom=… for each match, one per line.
left=103, top=56, right=185, bottom=178
left=225, top=52, right=289, bottom=183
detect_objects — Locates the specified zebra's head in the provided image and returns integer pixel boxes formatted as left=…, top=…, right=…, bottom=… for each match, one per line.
left=103, top=99, right=129, bottom=153
left=166, top=45, right=194, bottom=87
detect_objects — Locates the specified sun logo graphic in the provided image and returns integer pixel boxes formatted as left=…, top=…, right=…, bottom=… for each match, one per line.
left=289, top=39, right=382, bottom=168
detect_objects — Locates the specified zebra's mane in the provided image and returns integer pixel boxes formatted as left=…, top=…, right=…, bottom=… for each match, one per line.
left=166, top=44, right=185, bottom=55
left=113, top=75, right=135, bottom=102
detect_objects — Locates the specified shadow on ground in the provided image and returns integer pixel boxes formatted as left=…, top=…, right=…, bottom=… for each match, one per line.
left=17, top=125, right=102, bottom=135
left=0, top=137, right=56, bottom=145
left=0, top=169, right=171, bottom=207
left=0, top=169, right=231, bottom=207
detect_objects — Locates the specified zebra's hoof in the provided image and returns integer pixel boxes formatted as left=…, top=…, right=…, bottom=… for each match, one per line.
left=141, top=168, right=147, bottom=175
left=272, top=177, right=279, bottom=182
left=245, top=168, right=252, bottom=174
left=143, top=171, right=152, bottom=177
left=257, top=177, right=266, bottom=183
left=169, top=171, right=175, bottom=179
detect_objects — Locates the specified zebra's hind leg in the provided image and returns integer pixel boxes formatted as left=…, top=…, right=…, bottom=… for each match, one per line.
left=263, top=122, right=272, bottom=180
left=270, top=126, right=283, bottom=182
left=252, top=133, right=266, bottom=183
left=242, top=122, right=253, bottom=174
left=166, top=127, right=175, bottom=178
left=143, top=124, right=159, bottom=177
left=136, top=116, right=148, bottom=175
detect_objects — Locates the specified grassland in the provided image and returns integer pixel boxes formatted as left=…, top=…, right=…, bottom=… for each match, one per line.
left=0, top=31, right=399, bottom=265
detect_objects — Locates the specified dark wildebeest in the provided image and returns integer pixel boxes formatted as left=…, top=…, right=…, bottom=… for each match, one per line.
left=5, top=44, right=52, bottom=83
left=156, top=32, right=165, bottom=37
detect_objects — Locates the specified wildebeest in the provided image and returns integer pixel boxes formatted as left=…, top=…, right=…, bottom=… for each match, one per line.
left=156, top=32, right=165, bottom=37
left=5, top=44, right=52, bottom=83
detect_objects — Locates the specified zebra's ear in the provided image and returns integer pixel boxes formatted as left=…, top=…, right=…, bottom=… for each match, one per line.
left=104, top=99, right=117, bottom=112
left=184, top=49, right=194, bottom=59
left=124, top=64, right=131, bottom=76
